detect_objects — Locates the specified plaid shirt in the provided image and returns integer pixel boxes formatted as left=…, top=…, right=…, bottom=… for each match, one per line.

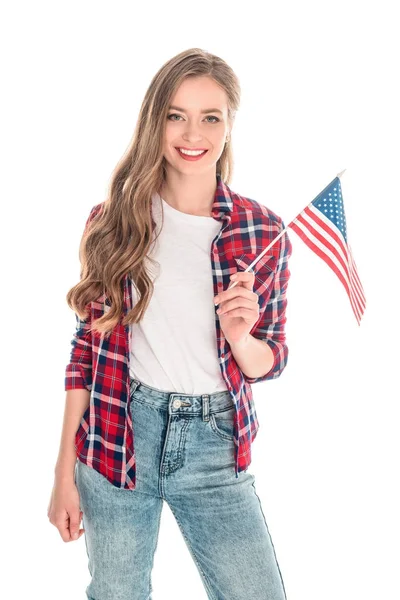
left=65, top=173, right=293, bottom=489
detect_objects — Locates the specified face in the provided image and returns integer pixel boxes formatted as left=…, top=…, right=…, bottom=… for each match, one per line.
left=162, top=76, right=230, bottom=176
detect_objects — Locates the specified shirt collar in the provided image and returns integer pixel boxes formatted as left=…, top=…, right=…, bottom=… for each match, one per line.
left=212, top=173, right=234, bottom=219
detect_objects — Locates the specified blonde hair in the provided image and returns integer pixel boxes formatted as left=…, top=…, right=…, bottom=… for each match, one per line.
left=66, top=47, right=241, bottom=335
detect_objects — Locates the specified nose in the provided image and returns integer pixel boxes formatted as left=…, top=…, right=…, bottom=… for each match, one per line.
left=182, top=122, right=203, bottom=142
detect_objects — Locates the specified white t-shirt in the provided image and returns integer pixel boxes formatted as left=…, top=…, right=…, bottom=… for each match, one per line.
left=129, top=192, right=229, bottom=394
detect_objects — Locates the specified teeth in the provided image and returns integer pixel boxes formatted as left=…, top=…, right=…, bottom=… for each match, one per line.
left=179, top=148, right=206, bottom=156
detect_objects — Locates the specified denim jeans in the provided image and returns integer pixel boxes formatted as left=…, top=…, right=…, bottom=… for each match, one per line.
left=74, top=376, right=287, bottom=600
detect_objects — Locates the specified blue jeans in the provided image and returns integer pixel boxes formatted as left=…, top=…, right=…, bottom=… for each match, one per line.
left=74, top=376, right=287, bottom=600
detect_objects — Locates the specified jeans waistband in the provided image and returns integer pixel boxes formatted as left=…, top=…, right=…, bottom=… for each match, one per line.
left=129, top=376, right=234, bottom=422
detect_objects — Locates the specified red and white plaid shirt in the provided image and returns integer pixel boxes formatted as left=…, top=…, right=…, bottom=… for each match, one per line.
left=65, top=174, right=293, bottom=489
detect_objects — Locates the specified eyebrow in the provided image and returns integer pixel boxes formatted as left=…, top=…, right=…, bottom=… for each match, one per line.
left=168, top=105, right=223, bottom=115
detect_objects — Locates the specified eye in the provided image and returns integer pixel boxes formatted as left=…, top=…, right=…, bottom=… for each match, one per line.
left=167, top=113, right=220, bottom=123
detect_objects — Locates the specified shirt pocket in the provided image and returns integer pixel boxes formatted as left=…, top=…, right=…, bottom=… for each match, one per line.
left=232, top=252, right=277, bottom=299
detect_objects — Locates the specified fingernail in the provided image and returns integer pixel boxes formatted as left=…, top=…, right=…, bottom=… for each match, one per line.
left=73, top=532, right=79, bottom=539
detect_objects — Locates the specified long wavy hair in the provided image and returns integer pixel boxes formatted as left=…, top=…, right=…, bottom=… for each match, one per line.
left=66, top=47, right=241, bottom=336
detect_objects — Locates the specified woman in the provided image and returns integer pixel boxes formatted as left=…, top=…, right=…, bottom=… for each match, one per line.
left=48, top=47, right=292, bottom=600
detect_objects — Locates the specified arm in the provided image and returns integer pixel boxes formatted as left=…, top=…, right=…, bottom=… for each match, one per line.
left=64, top=203, right=102, bottom=391
left=48, top=388, right=89, bottom=543
left=48, top=204, right=102, bottom=544
left=64, top=308, right=93, bottom=391
left=58, top=205, right=99, bottom=477
left=241, top=219, right=293, bottom=384
left=54, top=388, right=90, bottom=482
left=229, top=333, right=275, bottom=380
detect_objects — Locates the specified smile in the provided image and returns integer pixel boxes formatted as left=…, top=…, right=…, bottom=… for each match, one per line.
left=175, top=147, right=208, bottom=161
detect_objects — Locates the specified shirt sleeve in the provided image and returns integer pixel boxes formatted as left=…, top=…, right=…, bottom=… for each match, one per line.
left=243, top=219, right=293, bottom=384
left=65, top=307, right=93, bottom=391
left=64, top=205, right=101, bottom=391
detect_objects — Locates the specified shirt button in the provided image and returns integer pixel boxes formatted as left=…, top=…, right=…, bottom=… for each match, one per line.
left=221, top=353, right=225, bottom=358
left=173, top=399, right=181, bottom=408
left=218, top=283, right=223, bottom=289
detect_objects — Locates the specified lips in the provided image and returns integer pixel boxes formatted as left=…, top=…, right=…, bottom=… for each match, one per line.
left=175, top=148, right=208, bottom=161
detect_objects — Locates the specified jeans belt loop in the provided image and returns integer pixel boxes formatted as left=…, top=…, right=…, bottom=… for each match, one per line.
left=130, top=378, right=140, bottom=397
left=202, top=394, right=210, bottom=422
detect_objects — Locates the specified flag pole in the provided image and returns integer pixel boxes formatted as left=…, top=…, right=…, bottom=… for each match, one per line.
left=228, top=169, right=347, bottom=289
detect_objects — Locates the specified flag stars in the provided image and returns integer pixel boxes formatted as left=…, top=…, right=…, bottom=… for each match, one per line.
left=312, top=182, right=349, bottom=241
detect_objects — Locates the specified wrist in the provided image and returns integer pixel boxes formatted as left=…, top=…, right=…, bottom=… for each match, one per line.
left=226, top=333, right=251, bottom=348
left=54, top=461, right=76, bottom=484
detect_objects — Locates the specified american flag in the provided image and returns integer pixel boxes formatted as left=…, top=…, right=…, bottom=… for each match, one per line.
left=287, top=174, right=366, bottom=325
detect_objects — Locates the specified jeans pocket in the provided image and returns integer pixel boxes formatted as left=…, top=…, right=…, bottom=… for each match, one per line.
left=209, top=404, right=235, bottom=441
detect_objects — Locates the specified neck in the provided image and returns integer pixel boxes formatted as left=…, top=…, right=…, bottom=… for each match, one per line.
left=159, top=169, right=217, bottom=217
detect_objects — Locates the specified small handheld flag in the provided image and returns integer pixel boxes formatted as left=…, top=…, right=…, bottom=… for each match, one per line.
left=228, top=170, right=366, bottom=325
left=287, top=172, right=366, bottom=324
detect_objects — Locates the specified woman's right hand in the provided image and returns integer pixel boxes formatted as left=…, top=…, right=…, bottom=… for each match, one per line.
left=47, top=477, right=85, bottom=542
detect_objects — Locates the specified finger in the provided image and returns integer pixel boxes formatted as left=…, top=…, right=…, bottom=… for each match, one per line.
left=69, top=509, right=82, bottom=541
left=57, top=514, right=73, bottom=543
left=219, top=305, right=259, bottom=320
left=217, top=296, right=259, bottom=315
left=229, top=271, right=255, bottom=290
left=216, top=287, right=258, bottom=309
left=214, top=273, right=255, bottom=306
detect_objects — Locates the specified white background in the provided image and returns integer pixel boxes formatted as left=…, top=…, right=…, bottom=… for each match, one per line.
left=2, top=1, right=399, bottom=598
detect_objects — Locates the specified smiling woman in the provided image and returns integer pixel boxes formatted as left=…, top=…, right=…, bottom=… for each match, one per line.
left=51, top=47, right=290, bottom=600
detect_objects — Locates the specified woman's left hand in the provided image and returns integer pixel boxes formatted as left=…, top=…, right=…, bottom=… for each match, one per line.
left=214, top=271, right=260, bottom=344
